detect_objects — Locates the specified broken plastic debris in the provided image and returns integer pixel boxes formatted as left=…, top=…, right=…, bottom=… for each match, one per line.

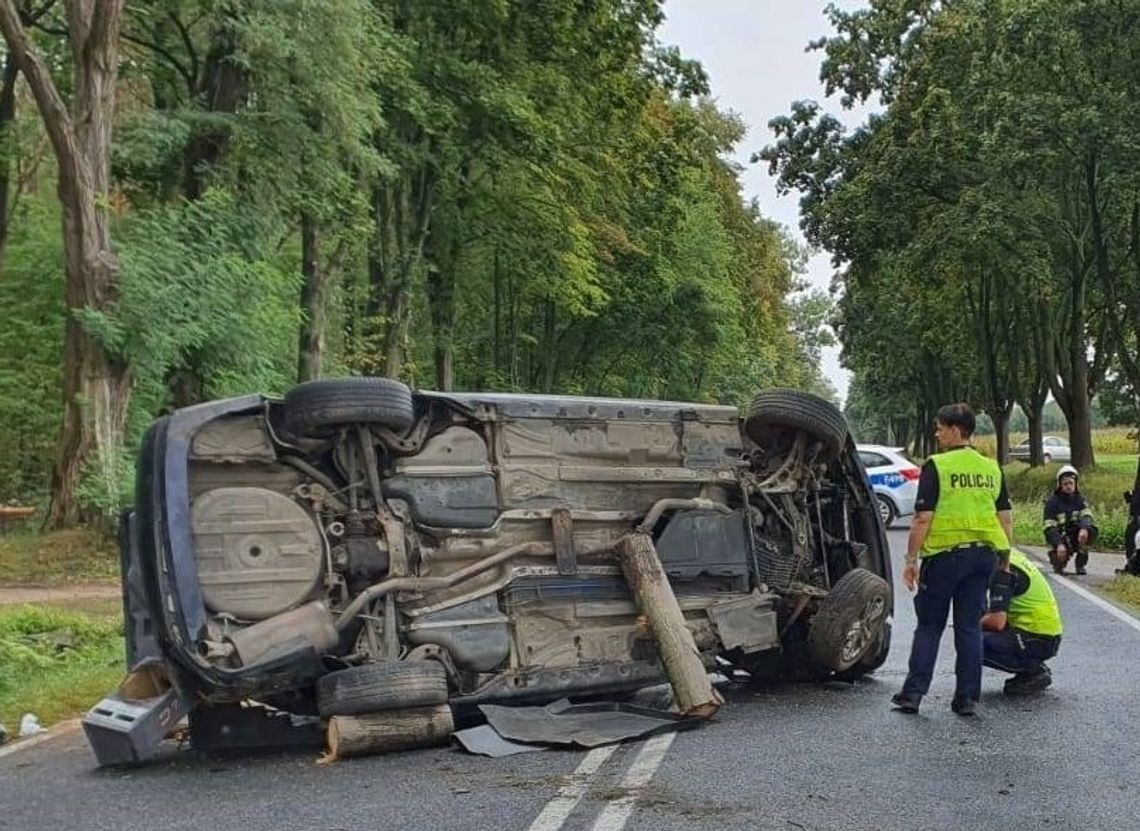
left=19, top=713, right=44, bottom=737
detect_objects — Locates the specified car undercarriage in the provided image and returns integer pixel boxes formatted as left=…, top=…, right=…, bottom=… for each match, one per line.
left=84, top=380, right=892, bottom=764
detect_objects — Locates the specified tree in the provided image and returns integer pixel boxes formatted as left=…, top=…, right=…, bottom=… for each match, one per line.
left=761, top=0, right=1140, bottom=468
left=0, top=0, right=129, bottom=527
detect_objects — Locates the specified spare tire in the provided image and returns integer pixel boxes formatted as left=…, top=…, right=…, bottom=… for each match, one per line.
left=317, top=661, right=449, bottom=717
left=283, top=377, right=414, bottom=437
left=807, top=568, right=891, bottom=673
left=743, top=388, right=848, bottom=462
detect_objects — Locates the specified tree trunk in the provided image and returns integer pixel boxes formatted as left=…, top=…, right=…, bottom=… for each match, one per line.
left=0, top=1, right=131, bottom=528
left=182, top=16, right=246, bottom=199
left=991, top=408, right=1010, bottom=465
left=1065, top=389, right=1095, bottom=470
left=427, top=263, right=455, bottom=391
left=1025, top=399, right=1045, bottom=467
left=383, top=284, right=411, bottom=379
left=1051, top=320, right=1096, bottom=470
left=493, top=246, right=502, bottom=380
left=296, top=213, right=325, bottom=383
left=0, top=51, right=18, bottom=264
left=616, top=532, right=722, bottom=718
left=542, top=300, right=556, bottom=392
left=167, top=367, right=204, bottom=410
left=372, top=170, right=435, bottom=381
left=327, top=706, right=453, bottom=759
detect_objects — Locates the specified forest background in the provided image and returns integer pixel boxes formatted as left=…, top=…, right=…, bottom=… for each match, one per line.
left=2, top=0, right=1140, bottom=534
left=0, top=0, right=839, bottom=526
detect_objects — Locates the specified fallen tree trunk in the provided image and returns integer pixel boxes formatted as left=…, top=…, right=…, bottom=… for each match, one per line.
left=327, top=705, right=454, bottom=759
left=616, top=532, right=722, bottom=718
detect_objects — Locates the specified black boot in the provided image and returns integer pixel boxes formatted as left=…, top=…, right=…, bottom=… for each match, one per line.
left=1004, top=667, right=1052, bottom=696
left=1048, top=549, right=1066, bottom=574
left=1075, top=549, right=1089, bottom=576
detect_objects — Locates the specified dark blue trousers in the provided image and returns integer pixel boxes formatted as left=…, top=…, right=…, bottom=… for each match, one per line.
left=983, top=628, right=1061, bottom=675
left=901, top=545, right=997, bottom=701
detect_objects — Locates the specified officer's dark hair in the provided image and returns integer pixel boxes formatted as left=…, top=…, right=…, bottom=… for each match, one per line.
left=935, top=402, right=976, bottom=438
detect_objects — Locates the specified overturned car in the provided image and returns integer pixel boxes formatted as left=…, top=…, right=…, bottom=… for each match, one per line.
left=84, top=380, right=892, bottom=764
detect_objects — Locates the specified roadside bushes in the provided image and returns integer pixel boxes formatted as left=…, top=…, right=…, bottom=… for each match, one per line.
left=1005, top=459, right=1135, bottom=552
left=1012, top=502, right=1129, bottom=551
left=0, top=604, right=123, bottom=729
left=974, top=428, right=1139, bottom=458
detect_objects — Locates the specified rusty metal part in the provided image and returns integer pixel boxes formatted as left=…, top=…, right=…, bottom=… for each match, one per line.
left=378, top=511, right=408, bottom=577
left=356, top=425, right=385, bottom=509
left=336, top=540, right=573, bottom=630
left=552, top=508, right=576, bottom=575
left=405, top=643, right=461, bottom=685
left=779, top=593, right=813, bottom=638
left=636, top=497, right=732, bottom=534
left=754, top=431, right=807, bottom=493
left=370, top=416, right=431, bottom=455
left=217, top=601, right=339, bottom=667
left=294, top=482, right=348, bottom=514
left=279, top=454, right=343, bottom=499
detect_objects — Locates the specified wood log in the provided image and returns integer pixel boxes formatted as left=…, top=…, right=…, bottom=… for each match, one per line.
left=616, top=532, right=723, bottom=718
left=327, top=705, right=454, bottom=760
left=0, top=506, right=35, bottom=519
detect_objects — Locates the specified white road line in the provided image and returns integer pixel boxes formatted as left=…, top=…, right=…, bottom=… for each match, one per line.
left=525, top=744, right=620, bottom=831
left=590, top=732, right=677, bottom=831
left=1020, top=549, right=1140, bottom=633
left=1045, top=572, right=1140, bottom=634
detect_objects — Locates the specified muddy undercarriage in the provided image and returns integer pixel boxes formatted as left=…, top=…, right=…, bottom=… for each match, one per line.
left=84, top=381, right=892, bottom=764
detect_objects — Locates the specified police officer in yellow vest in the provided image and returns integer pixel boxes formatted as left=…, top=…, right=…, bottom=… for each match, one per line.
left=891, top=403, right=1013, bottom=717
left=981, top=549, right=1063, bottom=694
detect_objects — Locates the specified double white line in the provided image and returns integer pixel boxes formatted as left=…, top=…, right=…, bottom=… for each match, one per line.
left=525, top=732, right=678, bottom=831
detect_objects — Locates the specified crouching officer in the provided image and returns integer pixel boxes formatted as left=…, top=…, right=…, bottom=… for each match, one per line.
left=982, top=549, right=1062, bottom=695
left=1044, top=465, right=1097, bottom=575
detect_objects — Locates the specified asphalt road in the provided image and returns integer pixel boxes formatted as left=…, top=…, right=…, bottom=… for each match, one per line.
left=3, top=525, right=1139, bottom=831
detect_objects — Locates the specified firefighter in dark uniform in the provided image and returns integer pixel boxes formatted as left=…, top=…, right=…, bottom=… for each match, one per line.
left=982, top=548, right=1062, bottom=694
left=1116, top=459, right=1140, bottom=576
left=891, top=403, right=1013, bottom=717
left=1043, top=465, right=1097, bottom=575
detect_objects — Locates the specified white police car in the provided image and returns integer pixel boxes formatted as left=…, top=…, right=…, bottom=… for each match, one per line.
left=857, top=444, right=920, bottom=528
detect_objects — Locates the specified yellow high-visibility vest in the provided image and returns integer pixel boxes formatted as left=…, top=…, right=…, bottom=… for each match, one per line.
left=921, top=447, right=1009, bottom=556
left=1006, top=550, right=1063, bottom=636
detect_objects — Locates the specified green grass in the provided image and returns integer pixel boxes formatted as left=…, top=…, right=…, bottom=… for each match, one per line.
left=0, top=601, right=125, bottom=731
left=1003, top=455, right=1135, bottom=552
left=975, top=427, right=1139, bottom=458
left=1091, top=455, right=1139, bottom=477
left=1011, top=500, right=1131, bottom=551
left=0, top=528, right=119, bottom=585
left=1100, top=575, right=1140, bottom=614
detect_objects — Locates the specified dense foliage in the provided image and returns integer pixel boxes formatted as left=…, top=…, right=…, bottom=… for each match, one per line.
left=763, top=0, right=1140, bottom=467
left=0, top=1, right=829, bottom=516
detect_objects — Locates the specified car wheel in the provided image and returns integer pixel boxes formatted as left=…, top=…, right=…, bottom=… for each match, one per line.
left=833, top=619, right=891, bottom=682
left=283, top=377, right=414, bottom=437
left=743, top=388, right=849, bottom=462
left=807, top=568, right=892, bottom=673
left=876, top=494, right=896, bottom=529
left=317, top=661, right=449, bottom=717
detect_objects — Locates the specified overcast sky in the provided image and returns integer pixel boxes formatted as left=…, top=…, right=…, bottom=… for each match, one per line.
left=659, top=1, right=868, bottom=404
